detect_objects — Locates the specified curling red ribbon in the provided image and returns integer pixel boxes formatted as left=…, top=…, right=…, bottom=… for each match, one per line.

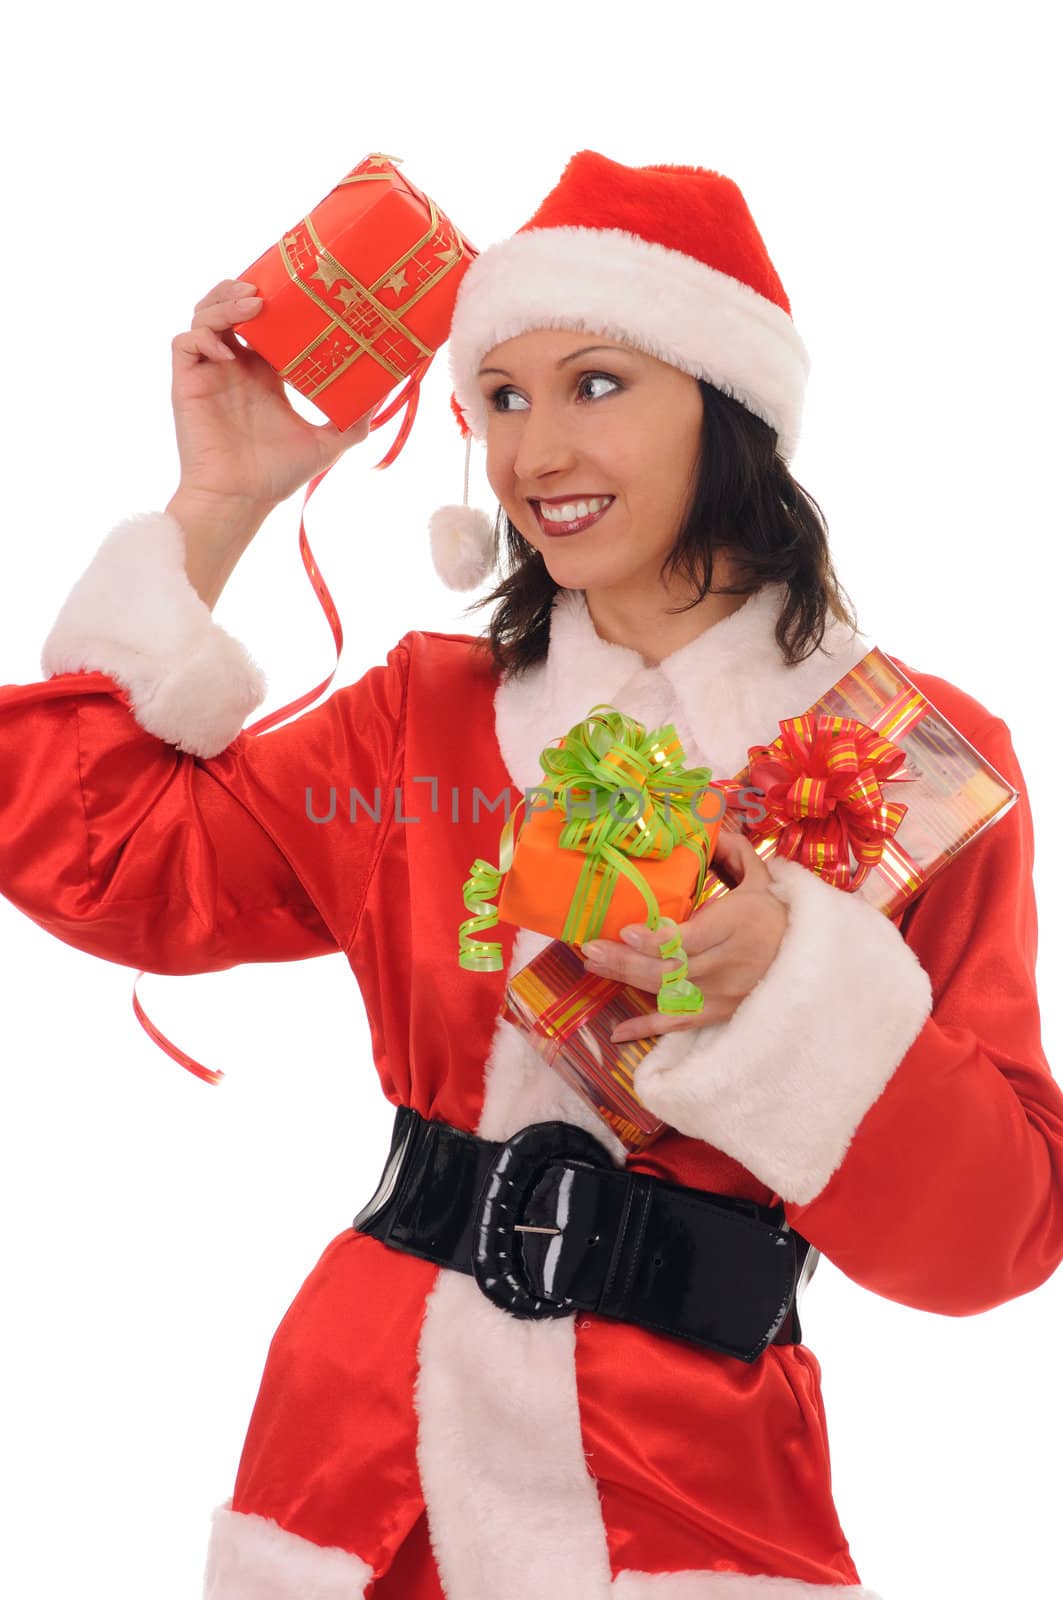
left=131, top=354, right=436, bottom=1084
left=714, top=713, right=916, bottom=893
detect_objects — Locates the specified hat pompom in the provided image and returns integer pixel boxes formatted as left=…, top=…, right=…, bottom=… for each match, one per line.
left=428, top=503, right=496, bottom=591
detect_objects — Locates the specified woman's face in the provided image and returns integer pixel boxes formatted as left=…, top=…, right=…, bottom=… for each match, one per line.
left=478, top=327, right=703, bottom=598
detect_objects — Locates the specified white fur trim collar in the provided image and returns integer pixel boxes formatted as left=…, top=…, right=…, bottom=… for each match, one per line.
left=494, top=583, right=872, bottom=794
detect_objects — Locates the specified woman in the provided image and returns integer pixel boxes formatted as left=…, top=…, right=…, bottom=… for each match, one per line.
left=2, top=150, right=1061, bottom=1599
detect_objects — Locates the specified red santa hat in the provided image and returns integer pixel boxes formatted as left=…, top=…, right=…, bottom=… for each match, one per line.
left=428, top=148, right=811, bottom=591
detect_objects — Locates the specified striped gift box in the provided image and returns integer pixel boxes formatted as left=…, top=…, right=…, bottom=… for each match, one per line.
left=502, top=939, right=668, bottom=1152
left=696, top=645, right=1019, bottom=919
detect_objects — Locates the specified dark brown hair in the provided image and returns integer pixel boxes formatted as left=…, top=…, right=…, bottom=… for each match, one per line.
left=462, top=378, right=858, bottom=679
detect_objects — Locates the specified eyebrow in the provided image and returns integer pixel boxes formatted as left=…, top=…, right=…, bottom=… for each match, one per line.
left=477, top=344, right=632, bottom=379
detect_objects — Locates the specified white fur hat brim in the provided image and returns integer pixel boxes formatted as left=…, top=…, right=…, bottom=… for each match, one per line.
left=445, top=225, right=810, bottom=462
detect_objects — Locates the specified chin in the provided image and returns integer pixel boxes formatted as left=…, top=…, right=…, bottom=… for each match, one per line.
left=540, top=552, right=597, bottom=580
left=542, top=552, right=625, bottom=586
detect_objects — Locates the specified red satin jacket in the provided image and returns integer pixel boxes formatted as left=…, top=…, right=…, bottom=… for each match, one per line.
left=2, top=605, right=1062, bottom=1600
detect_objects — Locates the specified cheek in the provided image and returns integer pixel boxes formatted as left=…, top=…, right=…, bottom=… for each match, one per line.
left=624, top=456, right=687, bottom=532
left=641, top=434, right=699, bottom=526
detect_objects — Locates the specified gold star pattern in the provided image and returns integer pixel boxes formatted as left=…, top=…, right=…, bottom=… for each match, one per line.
left=381, top=265, right=410, bottom=298
left=336, top=282, right=375, bottom=318
left=309, top=253, right=352, bottom=293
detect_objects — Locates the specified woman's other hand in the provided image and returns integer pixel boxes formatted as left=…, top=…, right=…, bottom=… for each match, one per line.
left=579, top=830, right=790, bottom=1042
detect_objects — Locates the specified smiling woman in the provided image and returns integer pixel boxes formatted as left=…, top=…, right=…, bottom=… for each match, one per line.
left=399, top=151, right=1063, bottom=1598
left=3, top=145, right=1059, bottom=1600
left=457, top=323, right=857, bottom=676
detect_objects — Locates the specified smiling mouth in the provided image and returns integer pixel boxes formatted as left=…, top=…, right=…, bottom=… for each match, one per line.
left=532, top=498, right=615, bottom=536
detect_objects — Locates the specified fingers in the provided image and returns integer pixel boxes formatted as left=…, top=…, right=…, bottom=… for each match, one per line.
left=583, top=940, right=726, bottom=999
left=190, top=284, right=261, bottom=333
left=711, top=827, right=771, bottom=886
left=610, top=997, right=733, bottom=1043
left=580, top=931, right=688, bottom=994
left=192, top=278, right=258, bottom=314
left=173, top=280, right=263, bottom=367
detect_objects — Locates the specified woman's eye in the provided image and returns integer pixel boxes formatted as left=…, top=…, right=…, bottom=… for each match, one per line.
left=489, top=372, right=621, bottom=412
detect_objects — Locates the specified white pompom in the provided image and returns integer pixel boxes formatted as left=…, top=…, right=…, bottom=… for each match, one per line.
left=427, top=504, right=496, bottom=591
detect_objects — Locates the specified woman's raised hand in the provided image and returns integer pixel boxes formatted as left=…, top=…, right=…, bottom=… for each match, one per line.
left=169, top=278, right=380, bottom=514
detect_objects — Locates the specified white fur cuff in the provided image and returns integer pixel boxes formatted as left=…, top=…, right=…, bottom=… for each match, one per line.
left=40, top=510, right=267, bottom=759
left=633, top=856, right=934, bottom=1205
left=203, top=1500, right=374, bottom=1598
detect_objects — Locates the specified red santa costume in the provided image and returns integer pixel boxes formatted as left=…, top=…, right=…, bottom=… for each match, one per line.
left=2, top=151, right=1062, bottom=1599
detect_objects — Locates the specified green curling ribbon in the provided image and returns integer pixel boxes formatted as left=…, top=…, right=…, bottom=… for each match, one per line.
left=458, top=704, right=717, bottom=1015
left=457, top=806, right=523, bottom=974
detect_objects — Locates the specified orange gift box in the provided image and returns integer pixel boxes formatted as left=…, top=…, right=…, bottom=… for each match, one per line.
left=457, top=706, right=728, bottom=1023
left=231, top=152, right=477, bottom=431
left=496, top=798, right=725, bottom=947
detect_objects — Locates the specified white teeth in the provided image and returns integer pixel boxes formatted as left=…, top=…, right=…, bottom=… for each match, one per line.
left=540, top=496, right=612, bottom=523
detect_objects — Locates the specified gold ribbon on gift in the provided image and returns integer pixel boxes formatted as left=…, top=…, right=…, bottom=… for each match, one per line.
left=458, top=705, right=720, bottom=1015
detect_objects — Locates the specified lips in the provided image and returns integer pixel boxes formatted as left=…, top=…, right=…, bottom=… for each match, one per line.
left=532, top=498, right=615, bottom=537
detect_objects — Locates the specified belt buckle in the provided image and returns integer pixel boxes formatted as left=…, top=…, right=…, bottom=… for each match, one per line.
left=472, top=1120, right=615, bottom=1319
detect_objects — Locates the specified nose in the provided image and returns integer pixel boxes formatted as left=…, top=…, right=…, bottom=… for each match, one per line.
left=511, top=401, right=580, bottom=489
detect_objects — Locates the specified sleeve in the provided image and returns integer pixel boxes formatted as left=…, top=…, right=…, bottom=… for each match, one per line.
left=633, top=712, right=1063, bottom=1317
left=0, top=511, right=410, bottom=977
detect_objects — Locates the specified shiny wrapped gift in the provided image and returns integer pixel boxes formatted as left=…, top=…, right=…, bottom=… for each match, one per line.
left=231, top=152, right=477, bottom=436
left=501, top=940, right=668, bottom=1153
left=701, top=645, right=1020, bottom=920
left=458, top=705, right=727, bottom=1017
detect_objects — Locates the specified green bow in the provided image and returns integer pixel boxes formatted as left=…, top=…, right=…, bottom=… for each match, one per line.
left=458, top=704, right=718, bottom=1015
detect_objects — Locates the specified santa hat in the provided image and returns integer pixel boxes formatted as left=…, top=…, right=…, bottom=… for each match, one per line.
left=427, top=148, right=810, bottom=592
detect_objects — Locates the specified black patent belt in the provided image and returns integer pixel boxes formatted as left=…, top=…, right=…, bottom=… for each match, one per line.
left=352, top=1105, right=815, bottom=1363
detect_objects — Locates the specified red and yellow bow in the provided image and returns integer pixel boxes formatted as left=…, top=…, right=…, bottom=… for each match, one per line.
left=715, top=713, right=915, bottom=893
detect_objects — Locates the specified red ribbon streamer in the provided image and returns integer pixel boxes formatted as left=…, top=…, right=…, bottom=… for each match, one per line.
left=130, top=354, right=436, bottom=1084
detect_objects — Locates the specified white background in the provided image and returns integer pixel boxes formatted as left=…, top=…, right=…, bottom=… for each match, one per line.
left=2, top=3, right=1060, bottom=1596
